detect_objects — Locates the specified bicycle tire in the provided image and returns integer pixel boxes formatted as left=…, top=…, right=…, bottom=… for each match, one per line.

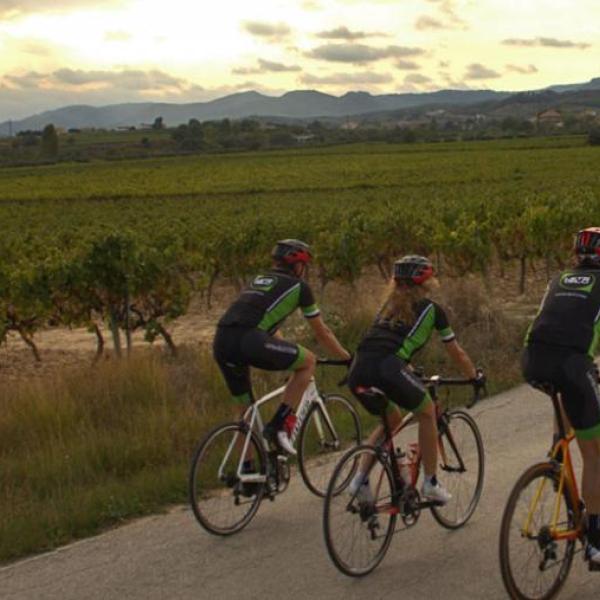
left=499, top=462, right=576, bottom=600
left=323, top=444, right=397, bottom=577
left=298, top=393, right=361, bottom=497
left=189, top=422, right=266, bottom=536
left=431, top=409, right=485, bottom=529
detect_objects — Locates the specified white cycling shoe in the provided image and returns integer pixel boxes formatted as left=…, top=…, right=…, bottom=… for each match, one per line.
left=276, top=430, right=297, bottom=456
left=421, top=479, right=452, bottom=505
left=586, top=543, right=600, bottom=565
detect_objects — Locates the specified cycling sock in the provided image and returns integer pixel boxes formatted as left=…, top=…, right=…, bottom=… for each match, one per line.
left=425, top=475, right=438, bottom=487
left=588, top=514, right=600, bottom=547
left=270, top=403, right=293, bottom=429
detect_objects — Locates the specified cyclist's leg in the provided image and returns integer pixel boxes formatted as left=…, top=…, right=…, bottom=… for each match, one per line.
left=559, top=354, right=600, bottom=558
left=240, top=329, right=314, bottom=451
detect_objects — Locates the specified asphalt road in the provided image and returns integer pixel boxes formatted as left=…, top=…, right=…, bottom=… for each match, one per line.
left=2, top=385, right=598, bottom=600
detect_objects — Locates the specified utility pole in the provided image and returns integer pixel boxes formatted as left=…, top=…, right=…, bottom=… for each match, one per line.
left=8, top=119, right=13, bottom=137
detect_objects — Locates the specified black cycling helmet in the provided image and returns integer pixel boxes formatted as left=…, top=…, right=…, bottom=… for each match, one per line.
left=393, top=255, right=434, bottom=285
left=575, top=228, right=600, bottom=265
left=272, top=239, right=312, bottom=266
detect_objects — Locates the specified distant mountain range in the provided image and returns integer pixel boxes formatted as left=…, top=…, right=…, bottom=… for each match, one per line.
left=1, top=77, right=600, bottom=136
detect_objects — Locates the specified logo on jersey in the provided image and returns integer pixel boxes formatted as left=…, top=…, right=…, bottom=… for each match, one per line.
left=252, top=275, right=277, bottom=291
left=559, top=273, right=595, bottom=292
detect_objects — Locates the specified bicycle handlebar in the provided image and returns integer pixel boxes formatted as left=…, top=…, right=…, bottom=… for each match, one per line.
left=420, top=369, right=487, bottom=409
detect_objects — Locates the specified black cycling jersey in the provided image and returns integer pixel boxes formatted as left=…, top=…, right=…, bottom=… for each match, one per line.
left=357, top=298, right=455, bottom=360
left=218, top=268, right=320, bottom=334
left=526, top=266, right=600, bottom=357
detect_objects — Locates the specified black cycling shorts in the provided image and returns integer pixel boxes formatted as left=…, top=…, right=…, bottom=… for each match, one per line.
left=347, top=351, right=431, bottom=415
left=522, top=345, right=600, bottom=440
left=213, top=326, right=307, bottom=403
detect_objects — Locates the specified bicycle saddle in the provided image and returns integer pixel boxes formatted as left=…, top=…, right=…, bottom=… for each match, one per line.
left=353, top=385, right=388, bottom=415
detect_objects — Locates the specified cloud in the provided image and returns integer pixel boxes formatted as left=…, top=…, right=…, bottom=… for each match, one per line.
left=3, top=68, right=190, bottom=92
left=307, top=43, right=425, bottom=64
left=465, top=63, right=501, bottom=80
left=301, top=0, right=321, bottom=9
left=300, top=71, right=393, bottom=85
left=104, top=30, right=131, bottom=42
left=404, top=73, right=432, bottom=85
left=396, top=59, right=420, bottom=71
left=502, top=37, right=590, bottom=49
left=232, top=59, right=301, bottom=75
left=506, top=64, right=538, bottom=75
left=315, top=26, right=385, bottom=40
left=421, top=0, right=467, bottom=29
left=415, top=16, right=444, bottom=30
left=0, top=0, right=122, bottom=19
left=242, top=21, right=291, bottom=40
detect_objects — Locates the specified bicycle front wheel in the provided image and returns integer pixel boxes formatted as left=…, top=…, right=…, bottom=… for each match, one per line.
left=431, top=409, right=485, bottom=529
left=323, top=445, right=397, bottom=577
left=499, top=462, right=576, bottom=600
left=189, top=422, right=266, bottom=536
left=298, top=394, right=361, bottom=497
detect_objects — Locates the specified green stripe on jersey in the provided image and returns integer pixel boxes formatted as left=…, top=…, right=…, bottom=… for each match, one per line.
left=258, top=283, right=301, bottom=332
left=397, top=304, right=435, bottom=361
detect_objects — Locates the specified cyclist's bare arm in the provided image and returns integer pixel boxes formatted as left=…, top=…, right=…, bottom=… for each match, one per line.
left=308, top=316, right=351, bottom=361
left=444, top=339, right=477, bottom=379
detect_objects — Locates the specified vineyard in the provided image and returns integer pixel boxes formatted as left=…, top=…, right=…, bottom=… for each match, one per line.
left=1, top=135, right=599, bottom=359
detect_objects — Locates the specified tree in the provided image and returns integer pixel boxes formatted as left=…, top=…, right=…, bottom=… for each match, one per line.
left=152, top=116, right=164, bottom=130
left=589, top=127, right=600, bottom=146
left=41, top=124, right=58, bottom=158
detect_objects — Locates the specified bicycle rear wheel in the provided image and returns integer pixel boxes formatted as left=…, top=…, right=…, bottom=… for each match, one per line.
left=499, top=462, right=576, bottom=600
left=431, top=409, right=485, bottom=529
left=189, top=422, right=266, bottom=536
left=298, top=394, right=361, bottom=497
left=323, top=445, right=397, bottom=577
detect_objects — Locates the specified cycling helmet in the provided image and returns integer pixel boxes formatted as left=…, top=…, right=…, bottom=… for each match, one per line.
left=575, top=227, right=600, bottom=265
left=393, top=255, right=434, bottom=285
left=272, top=239, right=312, bottom=266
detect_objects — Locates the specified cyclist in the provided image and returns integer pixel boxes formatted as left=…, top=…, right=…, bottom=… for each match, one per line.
left=347, top=255, right=479, bottom=504
left=523, top=227, right=600, bottom=565
left=213, top=239, right=351, bottom=455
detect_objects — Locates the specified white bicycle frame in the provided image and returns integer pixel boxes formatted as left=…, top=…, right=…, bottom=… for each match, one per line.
left=218, top=377, right=341, bottom=484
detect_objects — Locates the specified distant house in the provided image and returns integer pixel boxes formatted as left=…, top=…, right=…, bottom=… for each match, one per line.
left=537, top=109, right=563, bottom=127
left=340, top=120, right=359, bottom=130
left=293, top=134, right=315, bottom=143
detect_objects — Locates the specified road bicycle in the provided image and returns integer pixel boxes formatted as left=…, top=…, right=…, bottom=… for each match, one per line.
left=499, top=384, right=590, bottom=600
left=323, top=371, right=486, bottom=576
left=189, top=358, right=360, bottom=536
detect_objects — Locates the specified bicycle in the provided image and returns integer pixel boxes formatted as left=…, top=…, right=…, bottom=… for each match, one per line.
left=189, top=358, right=360, bottom=536
left=323, top=371, right=486, bottom=577
left=499, top=384, right=589, bottom=600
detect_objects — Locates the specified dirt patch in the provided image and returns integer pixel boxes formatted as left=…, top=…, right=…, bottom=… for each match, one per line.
left=0, top=261, right=549, bottom=382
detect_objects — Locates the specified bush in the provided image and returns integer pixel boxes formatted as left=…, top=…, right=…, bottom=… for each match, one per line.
left=589, top=127, right=600, bottom=146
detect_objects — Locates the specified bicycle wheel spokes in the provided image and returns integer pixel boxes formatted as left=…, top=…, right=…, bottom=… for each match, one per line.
left=323, top=446, right=396, bottom=577
left=189, top=423, right=265, bottom=536
left=431, top=410, right=484, bottom=529
left=499, top=463, right=576, bottom=600
left=298, top=394, right=361, bottom=497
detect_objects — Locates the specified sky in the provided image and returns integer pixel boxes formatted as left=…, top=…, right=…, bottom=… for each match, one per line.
left=0, top=0, right=599, bottom=120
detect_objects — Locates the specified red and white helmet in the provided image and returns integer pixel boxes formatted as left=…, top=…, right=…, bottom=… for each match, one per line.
left=272, top=239, right=312, bottom=266
left=575, top=227, right=600, bottom=265
left=393, top=255, right=434, bottom=285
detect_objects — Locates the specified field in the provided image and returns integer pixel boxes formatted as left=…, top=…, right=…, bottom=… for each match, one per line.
left=0, top=135, right=598, bottom=562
